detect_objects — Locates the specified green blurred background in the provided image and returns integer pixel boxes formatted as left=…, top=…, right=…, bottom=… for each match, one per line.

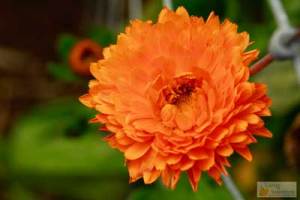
left=0, top=0, right=300, bottom=199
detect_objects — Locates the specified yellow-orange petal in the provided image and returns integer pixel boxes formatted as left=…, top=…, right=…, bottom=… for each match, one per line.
left=79, top=94, right=94, bottom=108
left=216, top=145, right=234, bottom=157
left=243, top=114, right=260, bottom=124
left=125, top=142, right=151, bottom=160
left=143, top=170, right=161, bottom=184
left=258, top=108, right=272, bottom=116
left=161, top=104, right=177, bottom=122
left=175, top=6, right=190, bottom=19
left=234, top=120, right=248, bottom=132
left=127, top=160, right=142, bottom=182
left=166, top=154, right=182, bottom=165
left=229, top=133, right=248, bottom=143
left=243, top=50, right=259, bottom=65
left=154, top=154, right=167, bottom=170
left=175, top=104, right=195, bottom=131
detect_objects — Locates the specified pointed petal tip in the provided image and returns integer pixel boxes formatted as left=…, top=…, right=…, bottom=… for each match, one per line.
left=187, top=168, right=201, bottom=192
left=236, top=147, right=253, bottom=161
left=143, top=170, right=161, bottom=184
left=79, top=94, right=93, bottom=107
left=175, top=6, right=189, bottom=18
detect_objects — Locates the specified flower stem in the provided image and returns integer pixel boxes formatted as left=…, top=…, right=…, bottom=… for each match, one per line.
left=249, top=29, right=300, bottom=76
left=249, top=53, right=274, bottom=76
left=222, top=174, right=245, bottom=200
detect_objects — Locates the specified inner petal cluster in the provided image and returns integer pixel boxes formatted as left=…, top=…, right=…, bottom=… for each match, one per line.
left=162, top=75, right=202, bottom=105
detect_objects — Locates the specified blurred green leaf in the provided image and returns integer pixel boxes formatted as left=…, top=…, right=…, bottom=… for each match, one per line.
left=173, top=0, right=225, bottom=17
left=144, top=0, right=225, bottom=21
left=8, top=99, right=130, bottom=199
left=16, top=177, right=129, bottom=200
left=47, top=62, right=81, bottom=83
left=8, top=184, right=38, bottom=200
left=143, top=0, right=162, bottom=21
left=253, top=61, right=300, bottom=115
left=9, top=99, right=126, bottom=178
left=56, top=34, right=78, bottom=62
left=283, top=0, right=300, bottom=26
left=128, top=174, right=232, bottom=200
left=87, top=26, right=116, bottom=47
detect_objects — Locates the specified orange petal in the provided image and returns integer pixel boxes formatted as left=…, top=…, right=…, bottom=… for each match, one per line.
left=187, top=167, right=201, bottom=191
left=95, top=104, right=114, bottom=115
left=143, top=170, right=161, bottom=184
left=180, top=158, right=195, bottom=171
left=79, top=94, right=94, bottom=107
left=229, top=133, right=248, bottom=143
left=198, top=155, right=215, bottom=171
left=161, top=168, right=171, bottom=187
left=257, top=108, right=271, bottom=116
left=204, top=138, right=219, bottom=149
left=90, top=62, right=102, bottom=80
left=154, top=154, right=166, bottom=170
left=170, top=170, right=181, bottom=189
left=161, top=104, right=177, bottom=122
left=158, top=8, right=170, bottom=23
left=235, top=147, right=252, bottom=161
left=132, top=119, right=160, bottom=133
left=236, top=82, right=254, bottom=104
left=127, top=160, right=142, bottom=183
left=166, top=154, right=182, bottom=165
left=243, top=114, right=260, bottom=124
left=253, top=128, right=272, bottom=138
left=208, top=167, right=222, bottom=185
left=216, top=145, right=233, bottom=157
left=206, top=12, right=220, bottom=30
left=243, top=50, right=259, bottom=65
left=234, top=120, right=248, bottom=132
left=219, top=157, right=231, bottom=167
left=175, top=104, right=195, bottom=131
left=210, top=128, right=229, bottom=141
left=117, top=134, right=134, bottom=146
left=188, top=148, right=209, bottom=160
left=161, top=169, right=181, bottom=189
left=125, top=142, right=151, bottom=160
left=175, top=7, right=189, bottom=19
left=161, top=104, right=177, bottom=128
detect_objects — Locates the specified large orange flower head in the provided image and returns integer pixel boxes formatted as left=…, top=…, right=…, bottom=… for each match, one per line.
left=80, top=7, right=272, bottom=191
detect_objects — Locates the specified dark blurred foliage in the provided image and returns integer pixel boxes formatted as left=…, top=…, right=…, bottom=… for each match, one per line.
left=0, top=0, right=85, bottom=61
left=0, top=0, right=300, bottom=200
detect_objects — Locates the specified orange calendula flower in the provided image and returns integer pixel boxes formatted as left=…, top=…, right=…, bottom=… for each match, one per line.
left=80, top=7, right=272, bottom=191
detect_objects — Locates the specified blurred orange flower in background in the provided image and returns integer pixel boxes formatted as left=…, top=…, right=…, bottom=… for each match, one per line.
left=69, top=39, right=103, bottom=76
left=80, top=7, right=272, bottom=191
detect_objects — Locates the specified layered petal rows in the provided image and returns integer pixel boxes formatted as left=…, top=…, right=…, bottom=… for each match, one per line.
left=80, top=7, right=272, bottom=191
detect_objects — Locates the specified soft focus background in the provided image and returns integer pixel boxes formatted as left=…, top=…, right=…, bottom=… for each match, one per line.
left=0, top=0, right=300, bottom=199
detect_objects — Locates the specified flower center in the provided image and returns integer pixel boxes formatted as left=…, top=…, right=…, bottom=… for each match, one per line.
left=162, top=75, right=201, bottom=105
